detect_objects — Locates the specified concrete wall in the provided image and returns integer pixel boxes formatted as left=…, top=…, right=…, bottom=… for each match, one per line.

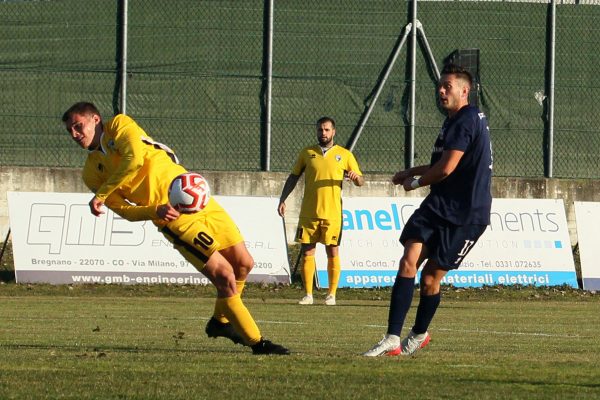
left=3, top=166, right=600, bottom=247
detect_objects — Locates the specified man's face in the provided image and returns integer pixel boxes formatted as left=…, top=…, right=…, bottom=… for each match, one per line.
left=438, top=74, right=469, bottom=115
left=317, top=121, right=335, bottom=147
left=65, top=112, right=100, bottom=149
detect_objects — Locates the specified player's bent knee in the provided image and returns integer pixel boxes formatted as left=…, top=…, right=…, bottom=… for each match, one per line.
left=221, top=243, right=254, bottom=278
left=203, top=253, right=238, bottom=296
left=419, top=275, right=442, bottom=295
left=231, top=254, right=254, bottom=279
left=242, top=254, right=255, bottom=272
left=212, top=272, right=237, bottom=297
left=420, top=283, right=440, bottom=296
left=398, top=257, right=418, bottom=276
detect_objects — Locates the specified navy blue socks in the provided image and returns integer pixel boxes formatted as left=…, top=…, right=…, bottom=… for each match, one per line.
left=387, top=276, right=415, bottom=336
left=412, top=292, right=441, bottom=334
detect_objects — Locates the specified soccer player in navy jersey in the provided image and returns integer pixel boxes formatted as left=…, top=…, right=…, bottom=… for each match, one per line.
left=364, top=64, right=493, bottom=356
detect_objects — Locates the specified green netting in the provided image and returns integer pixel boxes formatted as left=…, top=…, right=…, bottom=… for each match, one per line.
left=1, top=1, right=599, bottom=178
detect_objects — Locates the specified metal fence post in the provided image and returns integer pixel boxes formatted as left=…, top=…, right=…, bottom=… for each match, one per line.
left=545, top=0, right=556, bottom=178
left=261, top=0, right=274, bottom=171
left=407, top=0, right=418, bottom=169
left=120, top=0, right=128, bottom=115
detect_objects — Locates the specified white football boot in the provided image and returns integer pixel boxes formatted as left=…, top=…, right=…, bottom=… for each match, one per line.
left=362, top=334, right=401, bottom=357
left=298, top=295, right=314, bottom=305
left=324, top=294, right=336, bottom=306
left=400, top=330, right=431, bottom=355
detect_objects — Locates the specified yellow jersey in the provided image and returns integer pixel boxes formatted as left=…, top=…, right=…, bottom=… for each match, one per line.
left=291, top=144, right=362, bottom=220
left=82, top=114, right=186, bottom=224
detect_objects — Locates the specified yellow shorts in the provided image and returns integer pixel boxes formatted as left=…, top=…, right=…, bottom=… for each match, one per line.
left=295, top=217, right=342, bottom=246
left=160, top=197, right=243, bottom=270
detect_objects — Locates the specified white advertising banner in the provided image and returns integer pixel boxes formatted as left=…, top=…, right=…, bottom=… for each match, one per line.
left=7, top=192, right=290, bottom=285
left=574, top=201, right=600, bottom=290
left=315, top=197, right=577, bottom=288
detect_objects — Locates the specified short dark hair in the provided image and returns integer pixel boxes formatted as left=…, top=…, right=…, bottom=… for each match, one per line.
left=62, top=102, right=101, bottom=122
left=441, top=63, right=473, bottom=87
left=317, top=116, right=335, bottom=129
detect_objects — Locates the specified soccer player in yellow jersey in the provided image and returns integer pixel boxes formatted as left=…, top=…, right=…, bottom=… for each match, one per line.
left=62, top=102, right=289, bottom=355
left=278, top=116, right=364, bottom=305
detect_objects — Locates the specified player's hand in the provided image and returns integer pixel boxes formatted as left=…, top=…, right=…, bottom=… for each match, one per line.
left=89, top=196, right=105, bottom=216
left=277, top=202, right=286, bottom=217
left=392, top=170, right=411, bottom=185
left=157, top=203, right=180, bottom=222
left=345, top=170, right=359, bottom=182
left=402, top=176, right=416, bottom=191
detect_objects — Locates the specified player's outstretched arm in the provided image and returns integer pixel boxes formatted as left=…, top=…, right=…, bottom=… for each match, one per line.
left=278, top=174, right=300, bottom=217
left=403, top=150, right=464, bottom=191
left=392, top=165, right=429, bottom=185
left=102, top=192, right=168, bottom=222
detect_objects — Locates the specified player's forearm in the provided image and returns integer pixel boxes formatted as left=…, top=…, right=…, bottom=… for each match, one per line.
left=103, top=192, right=159, bottom=221
left=407, top=165, right=430, bottom=177
left=418, top=150, right=463, bottom=187
left=279, top=174, right=300, bottom=203
left=347, top=172, right=365, bottom=187
left=393, top=164, right=429, bottom=185
left=95, top=155, right=144, bottom=201
left=109, top=204, right=159, bottom=222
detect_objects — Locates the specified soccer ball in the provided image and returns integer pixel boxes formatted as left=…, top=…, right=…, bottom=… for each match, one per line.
left=168, top=172, right=210, bottom=213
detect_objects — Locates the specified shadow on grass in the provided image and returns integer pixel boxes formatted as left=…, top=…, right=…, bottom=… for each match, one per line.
left=0, top=342, right=252, bottom=356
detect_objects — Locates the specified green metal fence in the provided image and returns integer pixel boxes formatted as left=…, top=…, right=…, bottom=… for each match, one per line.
left=1, top=0, right=599, bottom=178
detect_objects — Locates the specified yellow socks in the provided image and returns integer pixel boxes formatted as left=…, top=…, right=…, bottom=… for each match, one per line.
left=236, top=280, right=246, bottom=296
left=216, top=294, right=261, bottom=345
left=301, top=255, right=316, bottom=295
left=327, top=256, right=340, bottom=296
left=213, top=280, right=246, bottom=323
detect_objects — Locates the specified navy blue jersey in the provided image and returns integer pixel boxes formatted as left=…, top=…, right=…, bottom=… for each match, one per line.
left=420, top=105, right=492, bottom=225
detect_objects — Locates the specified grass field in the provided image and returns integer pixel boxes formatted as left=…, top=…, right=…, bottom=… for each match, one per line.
left=0, top=282, right=599, bottom=400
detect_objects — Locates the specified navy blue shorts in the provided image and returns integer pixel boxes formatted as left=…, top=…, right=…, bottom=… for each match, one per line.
left=399, top=208, right=488, bottom=270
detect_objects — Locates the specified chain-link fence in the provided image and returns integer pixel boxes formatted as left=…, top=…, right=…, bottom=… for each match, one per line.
left=1, top=0, right=599, bottom=178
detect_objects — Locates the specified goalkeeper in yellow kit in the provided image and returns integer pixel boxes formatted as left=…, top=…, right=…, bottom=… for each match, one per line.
left=278, top=116, right=364, bottom=305
left=62, top=102, right=289, bottom=355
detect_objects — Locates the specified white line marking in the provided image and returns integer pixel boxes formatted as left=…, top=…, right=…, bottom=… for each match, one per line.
left=364, top=324, right=584, bottom=338
left=205, top=318, right=587, bottom=339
